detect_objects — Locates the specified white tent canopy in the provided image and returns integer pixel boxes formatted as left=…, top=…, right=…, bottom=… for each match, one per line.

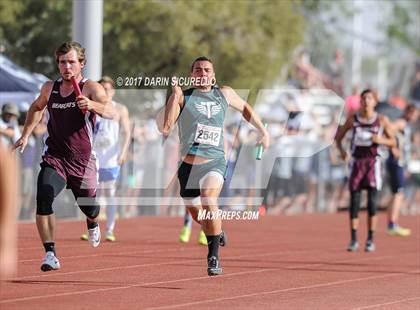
left=0, top=54, right=48, bottom=111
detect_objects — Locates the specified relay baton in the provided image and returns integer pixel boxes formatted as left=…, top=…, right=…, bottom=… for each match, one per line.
left=71, top=76, right=86, bottom=114
left=255, top=123, right=268, bottom=160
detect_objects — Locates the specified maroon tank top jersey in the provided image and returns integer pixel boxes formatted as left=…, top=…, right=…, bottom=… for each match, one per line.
left=41, top=78, right=98, bottom=197
left=43, top=78, right=96, bottom=158
left=350, top=113, right=382, bottom=159
left=348, top=113, right=383, bottom=191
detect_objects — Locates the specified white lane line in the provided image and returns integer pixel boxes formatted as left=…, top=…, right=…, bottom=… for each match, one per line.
left=144, top=270, right=420, bottom=310
left=2, top=252, right=418, bottom=304
left=351, top=297, right=420, bottom=310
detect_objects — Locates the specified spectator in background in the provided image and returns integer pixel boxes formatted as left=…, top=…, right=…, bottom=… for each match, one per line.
left=389, top=89, right=408, bottom=111
left=409, top=65, right=420, bottom=106
left=294, top=50, right=326, bottom=89
left=344, top=86, right=360, bottom=116
left=18, top=110, right=47, bottom=220
left=162, top=126, right=181, bottom=216
left=327, top=49, right=345, bottom=97
left=0, top=103, right=21, bottom=148
left=327, top=116, right=350, bottom=213
left=124, top=118, right=145, bottom=217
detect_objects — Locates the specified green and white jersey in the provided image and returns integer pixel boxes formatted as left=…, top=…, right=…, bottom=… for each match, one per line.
left=178, top=86, right=228, bottom=159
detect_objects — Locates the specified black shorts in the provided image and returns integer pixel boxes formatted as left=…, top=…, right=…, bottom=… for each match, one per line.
left=178, top=157, right=227, bottom=199
left=386, top=157, right=405, bottom=193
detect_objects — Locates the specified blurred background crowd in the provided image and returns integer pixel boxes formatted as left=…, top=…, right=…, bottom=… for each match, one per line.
left=0, top=0, right=418, bottom=220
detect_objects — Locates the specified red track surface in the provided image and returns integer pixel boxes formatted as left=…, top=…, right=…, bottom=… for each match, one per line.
left=1, top=214, right=419, bottom=309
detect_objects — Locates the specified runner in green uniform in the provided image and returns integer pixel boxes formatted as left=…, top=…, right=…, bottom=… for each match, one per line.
left=157, top=56, right=270, bottom=276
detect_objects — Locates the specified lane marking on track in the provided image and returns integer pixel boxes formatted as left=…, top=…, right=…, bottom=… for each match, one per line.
left=12, top=249, right=418, bottom=281
left=14, top=248, right=333, bottom=280
left=3, top=268, right=417, bottom=306
left=144, top=270, right=420, bottom=310
left=18, top=247, right=185, bottom=263
left=17, top=240, right=321, bottom=255
left=351, top=297, right=420, bottom=310
left=2, top=252, right=418, bottom=305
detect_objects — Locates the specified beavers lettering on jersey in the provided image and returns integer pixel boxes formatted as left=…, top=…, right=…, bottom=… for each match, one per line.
left=51, top=102, right=76, bottom=109
left=43, top=78, right=96, bottom=158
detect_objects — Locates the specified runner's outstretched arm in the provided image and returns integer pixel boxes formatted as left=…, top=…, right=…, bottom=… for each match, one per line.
left=13, top=82, right=51, bottom=152
left=221, top=86, right=269, bottom=149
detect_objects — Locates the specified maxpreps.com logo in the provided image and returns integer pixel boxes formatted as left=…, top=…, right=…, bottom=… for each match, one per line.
left=195, top=101, right=222, bottom=119
left=51, top=102, right=76, bottom=109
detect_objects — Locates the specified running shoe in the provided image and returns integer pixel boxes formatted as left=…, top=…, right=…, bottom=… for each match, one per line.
left=388, top=225, right=411, bottom=237
left=88, top=224, right=101, bottom=248
left=40, top=251, right=60, bottom=272
left=179, top=226, right=191, bottom=243
left=207, top=256, right=222, bottom=276
left=365, top=240, right=376, bottom=252
left=106, top=231, right=116, bottom=242
left=347, top=240, right=359, bottom=252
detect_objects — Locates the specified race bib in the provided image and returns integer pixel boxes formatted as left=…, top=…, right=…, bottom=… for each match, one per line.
left=194, top=123, right=221, bottom=146
left=354, top=127, right=373, bottom=146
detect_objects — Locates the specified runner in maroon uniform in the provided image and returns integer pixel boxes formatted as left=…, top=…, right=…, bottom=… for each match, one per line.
left=335, top=89, right=395, bottom=252
left=14, top=42, right=115, bottom=271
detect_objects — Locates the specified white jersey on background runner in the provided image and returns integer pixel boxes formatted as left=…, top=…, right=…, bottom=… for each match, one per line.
left=94, top=101, right=120, bottom=169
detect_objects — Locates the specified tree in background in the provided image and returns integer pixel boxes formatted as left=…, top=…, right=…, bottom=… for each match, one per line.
left=0, top=0, right=72, bottom=78
left=0, top=0, right=304, bottom=102
left=386, top=0, right=420, bottom=56
left=103, top=0, right=304, bottom=101
left=297, top=0, right=352, bottom=69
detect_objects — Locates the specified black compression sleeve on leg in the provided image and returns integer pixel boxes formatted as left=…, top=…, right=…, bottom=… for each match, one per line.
left=349, top=191, right=361, bottom=219
left=367, top=189, right=378, bottom=217
left=73, top=192, right=100, bottom=219
left=79, top=204, right=100, bottom=220
left=36, top=166, right=66, bottom=215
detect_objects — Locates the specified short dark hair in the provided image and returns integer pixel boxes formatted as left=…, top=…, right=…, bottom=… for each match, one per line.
left=55, top=41, right=86, bottom=65
left=191, top=56, right=213, bottom=72
left=360, top=89, right=374, bottom=99
left=98, top=76, right=115, bottom=88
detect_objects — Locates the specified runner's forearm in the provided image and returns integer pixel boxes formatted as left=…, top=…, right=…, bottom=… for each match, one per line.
left=90, top=100, right=116, bottom=119
left=162, top=92, right=182, bottom=135
left=21, top=105, right=45, bottom=138
left=242, top=104, right=267, bottom=134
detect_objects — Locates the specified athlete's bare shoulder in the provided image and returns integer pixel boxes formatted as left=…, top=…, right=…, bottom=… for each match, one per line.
left=83, top=79, right=103, bottom=94
left=41, top=80, right=54, bottom=96
left=220, top=85, right=234, bottom=96
left=33, top=81, right=54, bottom=110
left=82, top=79, right=108, bottom=104
left=220, top=85, right=238, bottom=103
